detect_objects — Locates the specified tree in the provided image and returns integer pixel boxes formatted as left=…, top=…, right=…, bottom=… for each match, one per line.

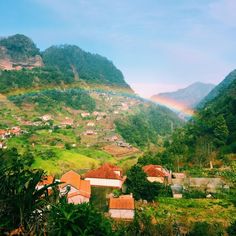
left=47, top=201, right=113, bottom=236
left=125, top=165, right=171, bottom=201
left=0, top=148, right=58, bottom=234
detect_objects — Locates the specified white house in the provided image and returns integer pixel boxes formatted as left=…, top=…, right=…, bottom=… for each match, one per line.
left=60, top=170, right=91, bottom=204
left=81, top=112, right=90, bottom=118
left=87, top=122, right=95, bottom=127
left=109, top=195, right=135, bottom=220
left=84, top=163, right=123, bottom=188
left=41, top=114, right=52, bottom=122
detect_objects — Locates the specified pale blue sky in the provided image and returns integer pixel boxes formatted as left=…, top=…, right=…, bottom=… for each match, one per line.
left=0, top=0, right=235, bottom=97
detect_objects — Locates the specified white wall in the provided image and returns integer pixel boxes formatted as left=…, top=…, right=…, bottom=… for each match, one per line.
left=109, top=209, right=134, bottom=219
left=85, top=178, right=122, bottom=188
left=147, top=177, right=164, bottom=183
left=68, top=195, right=89, bottom=204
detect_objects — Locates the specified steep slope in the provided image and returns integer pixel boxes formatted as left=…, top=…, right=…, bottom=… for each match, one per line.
left=198, top=75, right=236, bottom=151
left=151, top=82, right=215, bottom=115
left=43, top=45, right=130, bottom=88
left=198, top=69, right=236, bottom=108
left=0, top=34, right=183, bottom=174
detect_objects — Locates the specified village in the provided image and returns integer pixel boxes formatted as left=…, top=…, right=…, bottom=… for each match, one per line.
left=36, top=162, right=230, bottom=221
left=0, top=90, right=143, bottom=157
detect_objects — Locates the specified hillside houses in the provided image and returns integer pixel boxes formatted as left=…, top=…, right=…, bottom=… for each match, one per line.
left=0, top=127, right=22, bottom=140
left=143, top=165, right=171, bottom=184
left=60, top=170, right=91, bottom=204
left=84, top=163, right=124, bottom=188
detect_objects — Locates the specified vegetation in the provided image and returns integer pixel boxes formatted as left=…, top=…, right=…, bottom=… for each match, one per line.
left=125, top=165, right=172, bottom=201
left=0, top=34, right=39, bottom=60
left=47, top=201, right=112, bottom=236
left=43, top=45, right=130, bottom=88
left=9, top=88, right=96, bottom=112
left=0, top=67, right=74, bottom=93
left=115, top=105, right=182, bottom=148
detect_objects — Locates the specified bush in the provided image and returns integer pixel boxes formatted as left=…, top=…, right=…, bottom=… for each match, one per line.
left=189, top=221, right=224, bottom=236
left=183, top=189, right=206, bottom=199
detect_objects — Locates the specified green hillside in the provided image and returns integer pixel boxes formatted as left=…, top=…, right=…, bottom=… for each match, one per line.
left=43, top=45, right=130, bottom=88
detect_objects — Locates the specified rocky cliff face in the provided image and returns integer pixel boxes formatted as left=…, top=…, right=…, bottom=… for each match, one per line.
left=0, top=34, right=43, bottom=70
left=0, top=46, right=43, bottom=70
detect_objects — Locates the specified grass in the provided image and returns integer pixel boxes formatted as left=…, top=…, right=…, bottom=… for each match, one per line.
left=139, top=197, right=236, bottom=227
left=31, top=147, right=116, bottom=176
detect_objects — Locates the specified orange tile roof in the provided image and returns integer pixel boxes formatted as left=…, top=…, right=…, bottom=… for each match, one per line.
left=109, top=196, right=134, bottom=210
left=61, top=170, right=81, bottom=189
left=0, top=130, right=6, bottom=135
left=84, top=163, right=122, bottom=180
left=61, top=170, right=91, bottom=198
left=143, top=165, right=169, bottom=178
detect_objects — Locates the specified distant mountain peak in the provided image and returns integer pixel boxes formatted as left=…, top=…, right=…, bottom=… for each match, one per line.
left=150, top=82, right=215, bottom=118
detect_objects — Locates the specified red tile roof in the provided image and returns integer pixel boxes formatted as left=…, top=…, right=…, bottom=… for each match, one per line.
left=84, top=163, right=122, bottom=180
left=61, top=170, right=91, bottom=198
left=109, top=196, right=134, bottom=210
left=143, top=165, right=169, bottom=178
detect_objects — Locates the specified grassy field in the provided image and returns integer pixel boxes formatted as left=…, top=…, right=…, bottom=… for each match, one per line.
left=138, top=197, right=236, bottom=227
left=31, top=147, right=116, bottom=176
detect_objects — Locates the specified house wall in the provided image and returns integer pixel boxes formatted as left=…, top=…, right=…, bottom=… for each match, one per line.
left=109, top=209, right=134, bottom=219
left=85, top=178, right=122, bottom=188
left=147, top=177, right=164, bottom=183
left=68, top=195, right=89, bottom=204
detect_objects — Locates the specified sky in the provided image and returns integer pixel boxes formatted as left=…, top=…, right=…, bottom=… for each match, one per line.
left=0, top=0, right=235, bottom=97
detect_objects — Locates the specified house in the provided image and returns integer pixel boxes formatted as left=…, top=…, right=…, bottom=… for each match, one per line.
left=60, top=170, right=91, bottom=204
left=41, top=114, right=52, bottom=122
left=143, top=165, right=171, bottom=184
left=109, top=194, right=135, bottom=220
left=9, top=127, right=21, bottom=136
left=61, top=118, right=74, bottom=127
left=87, top=122, right=95, bottom=127
left=84, top=163, right=123, bottom=188
left=81, top=112, right=90, bottom=118
left=92, top=111, right=100, bottom=116
left=84, top=130, right=96, bottom=135
left=0, top=130, right=7, bottom=139
left=116, top=141, right=132, bottom=149
left=106, top=135, right=119, bottom=142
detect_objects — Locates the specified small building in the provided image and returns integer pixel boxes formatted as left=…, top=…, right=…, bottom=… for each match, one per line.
left=41, top=114, right=52, bottom=122
left=87, top=122, right=95, bottom=127
left=107, top=135, right=119, bottom=142
left=116, top=141, right=132, bottom=148
left=143, top=165, right=171, bottom=184
left=171, top=184, right=183, bottom=198
left=84, top=130, right=96, bottom=135
left=9, top=127, right=21, bottom=136
left=81, top=112, right=90, bottom=118
left=84, top=163, right=123, bottom=188
left=61, top=118, right=74, bottom=127
left=60, top=170, right=91, bottom=204
left=109, top=195, right=135, bottom=220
